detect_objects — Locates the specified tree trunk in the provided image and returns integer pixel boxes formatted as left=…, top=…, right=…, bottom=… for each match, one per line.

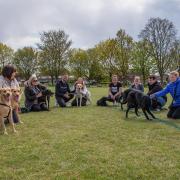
left=51, top=76, right=54, bottom=86
left=160, top=73, right=164, bottom=86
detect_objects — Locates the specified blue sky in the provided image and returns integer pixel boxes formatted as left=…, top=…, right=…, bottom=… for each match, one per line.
left=0, top=0, right=179, bottom=49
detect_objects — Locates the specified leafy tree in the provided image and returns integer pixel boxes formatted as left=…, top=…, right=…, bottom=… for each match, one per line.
left=38, top=30, right=72, bottom=85
left=87, top=48, right=106, bottom=82
left=169, top=39, right=180, bottom=71
left=0, top=43, right=14, bottom=70
left=14, top=47, right=38, bottom=80
left=96, top=39, right=118, bottom=79
left=131, top=40, right=156, bottom=84
left=69, top=48, right=89, bottom=78
left=115, top=29, right=134, bottom=79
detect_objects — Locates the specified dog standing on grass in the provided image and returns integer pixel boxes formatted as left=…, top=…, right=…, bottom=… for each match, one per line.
left=11, top=88, right=23, bottom=123
left=121, top=88, right=156, bottom=120
left=75, top=84, right=83, bottom=107
left=0, top=88, right=17, bottom=135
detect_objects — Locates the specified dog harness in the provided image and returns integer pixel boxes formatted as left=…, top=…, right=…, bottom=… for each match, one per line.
left=0, top=103, right=11, bottom=118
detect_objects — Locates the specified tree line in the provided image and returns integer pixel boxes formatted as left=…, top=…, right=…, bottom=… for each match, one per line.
left=0, top=17, right=179, bottom=85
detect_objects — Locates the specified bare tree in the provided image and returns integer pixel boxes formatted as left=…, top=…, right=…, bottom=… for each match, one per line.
left=139, top=17, right=177, bottom=83
left=169, top=39, right=180, bottom=71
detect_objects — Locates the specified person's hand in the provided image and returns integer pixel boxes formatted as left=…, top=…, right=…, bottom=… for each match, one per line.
left=111, top=95, right=115, bottom=101
left=64, top=93, right=69, bottom=99
left=150, top=94, right=155, bottom=99
left=36, top=92, right=42, bottom=98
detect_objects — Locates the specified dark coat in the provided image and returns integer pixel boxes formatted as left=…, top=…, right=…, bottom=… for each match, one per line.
left=55, top=80, right=71, bottom=97
left=147, top=81, right=167, bottom=104
left=24, top=83, right=47, bottom=110
left=131, top=84, right=144, bottom=92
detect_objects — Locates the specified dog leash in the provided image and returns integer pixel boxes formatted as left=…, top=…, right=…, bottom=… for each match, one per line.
left=0, top=103, right=11, bottom=118
left=152, top=118, right=180, bottom=131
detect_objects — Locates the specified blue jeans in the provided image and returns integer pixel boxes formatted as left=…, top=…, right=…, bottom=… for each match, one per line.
left=156, top=97, right=166, bottom=107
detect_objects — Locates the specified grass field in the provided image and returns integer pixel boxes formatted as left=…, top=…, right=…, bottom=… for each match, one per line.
left=0, top=87, right=180, bottom=180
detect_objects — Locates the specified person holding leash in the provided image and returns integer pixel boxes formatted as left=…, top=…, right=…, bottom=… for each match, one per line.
left=150, top=71, right=180, bottom=119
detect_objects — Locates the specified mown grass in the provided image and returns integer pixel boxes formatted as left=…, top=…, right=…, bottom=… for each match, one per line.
left=0, top=87, right=180, bottom=180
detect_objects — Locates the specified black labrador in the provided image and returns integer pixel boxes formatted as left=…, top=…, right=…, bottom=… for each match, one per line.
left=120, top=88, right=156, bottom=120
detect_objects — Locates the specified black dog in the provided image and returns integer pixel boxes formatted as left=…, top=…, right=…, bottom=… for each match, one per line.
left=121, top=89, right=156, bottom=120
left=41, top=89, right=54, bottom=110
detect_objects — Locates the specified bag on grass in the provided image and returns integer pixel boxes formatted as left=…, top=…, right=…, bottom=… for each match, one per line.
left=96, top=97, right=107, bottom=106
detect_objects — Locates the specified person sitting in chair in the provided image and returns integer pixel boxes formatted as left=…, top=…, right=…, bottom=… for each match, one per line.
left=55, top=74, right=74, bottom=107
left=24, top=74, right=49, bottom=112
left=147, top=75, right=167, bottom=111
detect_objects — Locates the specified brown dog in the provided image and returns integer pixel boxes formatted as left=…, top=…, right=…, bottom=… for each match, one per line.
left=11, top=88, right=23, bottom=123
left=0, top=88, right=17, bottom=135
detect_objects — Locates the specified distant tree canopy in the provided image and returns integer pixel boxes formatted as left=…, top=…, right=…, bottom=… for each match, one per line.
left=37, top=30, right=72, bottom=85
left=1, top=17, right=179, bottom=84
left=14, top=47, right=38, bottom=80
left=0, top=43, right=13, bottom=71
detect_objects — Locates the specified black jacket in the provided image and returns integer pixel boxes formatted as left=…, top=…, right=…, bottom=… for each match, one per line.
left=131, top=84, right=144, bottom=92
left=24, top=84, right=47, bottom=110
left=147, top=81, right=167, bottom=101
left=55, top=80, right=71, bottom=97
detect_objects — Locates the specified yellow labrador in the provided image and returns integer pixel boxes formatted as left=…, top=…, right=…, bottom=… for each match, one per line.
left=0, top=88, right=17, bottom=135
left=11, top=88, right=23, bottom=123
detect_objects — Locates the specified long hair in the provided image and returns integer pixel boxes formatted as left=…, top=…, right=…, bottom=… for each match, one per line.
left=2, top=65, right=16, bottom=79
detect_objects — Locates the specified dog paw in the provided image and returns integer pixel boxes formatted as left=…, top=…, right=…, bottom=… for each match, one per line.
left=4, top=131, right=8, bottom=135
left=13, top=130, right=18, bottom=133
left=19, top=121, right=24, bottom=124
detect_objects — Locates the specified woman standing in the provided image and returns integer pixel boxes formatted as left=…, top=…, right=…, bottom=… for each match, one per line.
left=0, top=65, right=20, bottom=123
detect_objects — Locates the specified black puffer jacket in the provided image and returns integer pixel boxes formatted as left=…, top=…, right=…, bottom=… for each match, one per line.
left=147, top=81, right=167, bottom=101
left=24, top=83, right=47, bottom=110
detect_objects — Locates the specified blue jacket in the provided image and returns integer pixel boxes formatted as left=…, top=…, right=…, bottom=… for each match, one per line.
left=154, top=78, right=180, bottom=107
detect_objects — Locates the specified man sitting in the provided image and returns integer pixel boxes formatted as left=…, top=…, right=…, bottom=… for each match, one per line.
left=147, top=75, right=167, bottom=111
left=55, top=74, right=74, bottom=107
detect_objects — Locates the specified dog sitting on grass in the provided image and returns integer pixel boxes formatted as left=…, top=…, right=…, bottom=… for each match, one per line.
left=121, top=88, right=156, bottom=120
left=0, top=88, right=17, bottom=135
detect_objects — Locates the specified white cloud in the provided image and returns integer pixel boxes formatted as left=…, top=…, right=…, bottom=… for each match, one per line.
left=0, top=0, right=179, bottom=50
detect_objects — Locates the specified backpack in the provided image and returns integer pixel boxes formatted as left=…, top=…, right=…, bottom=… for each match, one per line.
left=96, top=97, right=107, bottom=106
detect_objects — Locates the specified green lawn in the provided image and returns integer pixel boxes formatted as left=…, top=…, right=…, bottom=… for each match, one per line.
left=0, top=87, right=180, bottom=180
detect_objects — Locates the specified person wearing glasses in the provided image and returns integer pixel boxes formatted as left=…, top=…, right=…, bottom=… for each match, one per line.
left=24, top=74, right=49, bottom=112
